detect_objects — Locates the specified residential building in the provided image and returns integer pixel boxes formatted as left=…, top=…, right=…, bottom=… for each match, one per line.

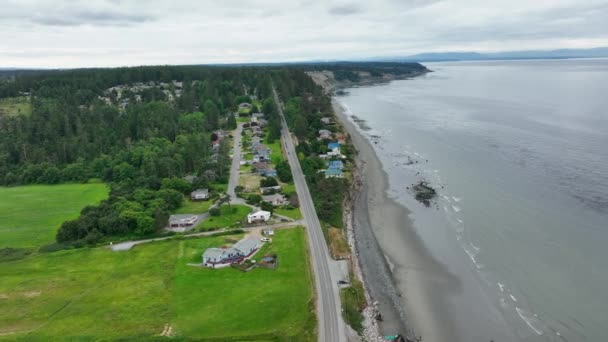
left=262, top=194, right=287, bottom=206
left=325, top=168, right=344, bottom=178
left=202, top=236, right=261, bottom=267
left=319, top=129, right=332, bottom=139
left=190, top=189, right=210, bottom=201
left=169, top=214, right=198, bottom=229
left=247, top=210, right=271, bottom=224
left=327, top=160, right=344, bottom=170
left=321, top=117, right=331, bottom=124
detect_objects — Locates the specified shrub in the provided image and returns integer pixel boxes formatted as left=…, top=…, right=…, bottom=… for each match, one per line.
left=209, top=207, right=221, bottom=216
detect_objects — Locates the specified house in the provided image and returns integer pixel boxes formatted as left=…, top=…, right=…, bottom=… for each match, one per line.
left=260, top=185, right=282, bottom=194
left=252, top=113, right=265, bottom=120
left=202, top=236, right=261, bottom=267
left=252, top=161, right=269, bottom=174
left=191, top=189, right=210, bottom=201
left=169, top=214, right=198, bottom=229
left=253, top=144, right=271, bottom=156
left=321, top=117, right=332, bottom=124
left=257, top=118, right=269, bottom=127
left=328, top=142, right=340, bottom=150
left=327, top=160, right=344, bottom=170
left=247, top=210, right=271, bottom=224
left=335, top=132, right=347, bottom=144
left=325, top=168, right=344, bottom=178
left=262, top=194, right=287, bottom=206
left=263, top=229, right=275, bottom=236
left=238, top=103, right=251, bottom=109
left=318, top=154, right=330, bottom=160
left=319, top=129, right=332, bottom=139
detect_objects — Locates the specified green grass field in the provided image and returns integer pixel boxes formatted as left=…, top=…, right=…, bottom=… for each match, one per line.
left=174, top=198, right=214, bottom=215
left=0, top=97, right=31, bottom=117
left=0, top=229, right=314, bottom=340
left=275, top=207, right=303, bottom=220
left=0, top=184, right=109, bottom=249
left=199, top=204, right=252, bottom=230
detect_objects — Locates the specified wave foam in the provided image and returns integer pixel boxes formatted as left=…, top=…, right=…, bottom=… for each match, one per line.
left=516, top=307, right=544, bottom=335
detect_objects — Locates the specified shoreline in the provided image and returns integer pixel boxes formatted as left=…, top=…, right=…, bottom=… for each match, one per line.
left=333, top=97, right=463, bottom=342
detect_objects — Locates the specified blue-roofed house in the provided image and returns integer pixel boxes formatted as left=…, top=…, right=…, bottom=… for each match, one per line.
left=325, top=168, right=344, bottom=178
left=328, top=142, right=340, bottom=150
left=327, top=160, right=344, bottom=170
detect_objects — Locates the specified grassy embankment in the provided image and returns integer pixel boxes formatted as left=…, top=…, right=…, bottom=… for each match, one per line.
left=0, top=97, right=31, bottom=117
left=0, top=228, right=315, bottom=340
left=0, top=184, right=109, bottom=249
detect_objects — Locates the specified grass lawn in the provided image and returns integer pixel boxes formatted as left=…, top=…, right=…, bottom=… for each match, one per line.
left=174, top=198, right=214, bottom=215
left=0, top=96, right=31, bottom=117
left=0, top=184, right=109, bottom=249
left=281, top=182, right=297, bottom=197
left=265, top=135, right=284, bottom=165
left=0, top=228, right=315, bottom=340
left=275, top=207, right=303, bottom=220
left=199, top=204, right=252, bottom=230
left=237, top=116, right=251, bottom=123
left=172, top=228, right=315, bottom=340
left=210, top=182, right=228, bottom=194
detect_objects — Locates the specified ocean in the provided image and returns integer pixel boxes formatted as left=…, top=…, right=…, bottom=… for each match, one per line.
left=337, top=59, right=608, bottom=341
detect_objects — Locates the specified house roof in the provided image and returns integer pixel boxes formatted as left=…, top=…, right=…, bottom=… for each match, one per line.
left=262, top=194, right=285, bottom=202
left=249, top=210, right=271, bottom=217
left=169, top=214, right=197, bottom=222
left=191, top=189, right=209, bottom=195
left=233, top=236, right=261, bottom=254
left=325, top=168, right=343, bottom=176
left=328, top=160, right=343, bottom=169
left=252, top=161, right=269, bottom=170
left=202, top=248, right=226, bottom=260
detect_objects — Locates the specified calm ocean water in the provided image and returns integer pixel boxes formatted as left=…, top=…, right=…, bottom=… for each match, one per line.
left=338, top=59, right=608, bottom=341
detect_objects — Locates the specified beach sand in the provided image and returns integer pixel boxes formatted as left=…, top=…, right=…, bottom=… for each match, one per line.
left=333, top=99, right=462, bottom=341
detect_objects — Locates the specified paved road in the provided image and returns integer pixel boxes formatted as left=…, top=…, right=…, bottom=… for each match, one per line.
left=227, top=123, right=244, bottom=199
left=273, top=88, right=345, bottom=342
left=110, top=220, right=303, bottom=251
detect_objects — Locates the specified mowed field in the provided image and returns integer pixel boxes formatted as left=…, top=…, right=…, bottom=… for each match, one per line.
left=0, top=228, right=315, bottom=340
left=0, top=184, right=109, bottom=248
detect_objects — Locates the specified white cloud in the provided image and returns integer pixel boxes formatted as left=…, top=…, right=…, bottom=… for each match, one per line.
left=0, top=0, right=607, bottom=68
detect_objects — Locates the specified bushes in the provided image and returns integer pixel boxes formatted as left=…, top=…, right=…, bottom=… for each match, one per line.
left=209, top=207, right=221, bottom=216
left=246, top=194, right=262, bottom=205
left=260, top=177, right=278, bottom=187
left=276, top=161, right=292, bottom=182
left=260, top=201, right=274, bottom=214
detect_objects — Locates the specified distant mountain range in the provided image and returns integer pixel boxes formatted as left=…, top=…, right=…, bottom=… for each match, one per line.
left=381, top=47, right=608, bottom=62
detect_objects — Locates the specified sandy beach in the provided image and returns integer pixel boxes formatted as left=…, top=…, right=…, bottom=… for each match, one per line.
left=333, top=99, right=462, bottom=341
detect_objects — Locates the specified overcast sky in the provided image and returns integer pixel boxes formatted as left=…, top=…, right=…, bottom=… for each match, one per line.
left=2, top=0, right=608, bottom=68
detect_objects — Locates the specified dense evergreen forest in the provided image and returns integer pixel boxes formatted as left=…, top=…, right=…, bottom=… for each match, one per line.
left=0, top=62, right=424, bottom=246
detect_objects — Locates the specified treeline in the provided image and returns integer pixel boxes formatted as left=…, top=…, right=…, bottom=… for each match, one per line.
left=0, top=65, right=279, bottom=245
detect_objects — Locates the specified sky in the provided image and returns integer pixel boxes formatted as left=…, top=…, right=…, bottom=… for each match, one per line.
left=1, top=0, right=608, bottom=68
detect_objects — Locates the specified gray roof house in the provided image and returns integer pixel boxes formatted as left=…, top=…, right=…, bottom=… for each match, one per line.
left=190, top=189, right=210, bottom=201
left=262, top=194, right=287, bottom=206
left=201, top=236, right=261, bottom=267
left=168, top=214, right=198, bottom=231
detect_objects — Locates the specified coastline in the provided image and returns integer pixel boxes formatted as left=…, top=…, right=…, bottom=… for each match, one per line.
left=333, top=98, right=463, bottom=341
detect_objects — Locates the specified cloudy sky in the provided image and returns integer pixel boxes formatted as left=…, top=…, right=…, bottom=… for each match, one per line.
left=1, top=0, right=608, bottom=68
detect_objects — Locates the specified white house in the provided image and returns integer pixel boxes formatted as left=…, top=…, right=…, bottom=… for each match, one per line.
left=318, top=129, right=332, bottom=139
left=168, top=214, right=198, bottom=230
left=247, top=210, right=271, bottom=224
left=190, top=189, right=210, bottom=201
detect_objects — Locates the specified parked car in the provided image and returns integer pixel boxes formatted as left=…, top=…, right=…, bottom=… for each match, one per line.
left=338, top=280, right=349, bottom=285
left=261, top=237, right=272, bottom=242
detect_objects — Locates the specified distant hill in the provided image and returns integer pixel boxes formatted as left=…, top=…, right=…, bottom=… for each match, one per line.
left=382, top=47, right=608, bottom=62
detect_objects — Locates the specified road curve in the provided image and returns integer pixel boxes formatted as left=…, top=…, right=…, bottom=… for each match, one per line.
left=273, top=88, right=345, bottom=342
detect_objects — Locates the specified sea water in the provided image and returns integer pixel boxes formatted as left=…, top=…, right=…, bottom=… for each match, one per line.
left=337, top=59, right=608, bottom=341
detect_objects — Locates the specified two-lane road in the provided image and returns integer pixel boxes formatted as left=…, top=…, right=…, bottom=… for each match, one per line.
left=272, top=88, right=346, bottom=342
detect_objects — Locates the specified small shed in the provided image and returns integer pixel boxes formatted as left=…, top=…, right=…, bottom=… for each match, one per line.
left=190, top=189, right=210, bottom=201
left=247, top=210, right=271, bottom=224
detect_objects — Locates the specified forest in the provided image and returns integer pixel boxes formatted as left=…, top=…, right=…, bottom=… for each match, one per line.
left=0, top=62, right=422, bottom=245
